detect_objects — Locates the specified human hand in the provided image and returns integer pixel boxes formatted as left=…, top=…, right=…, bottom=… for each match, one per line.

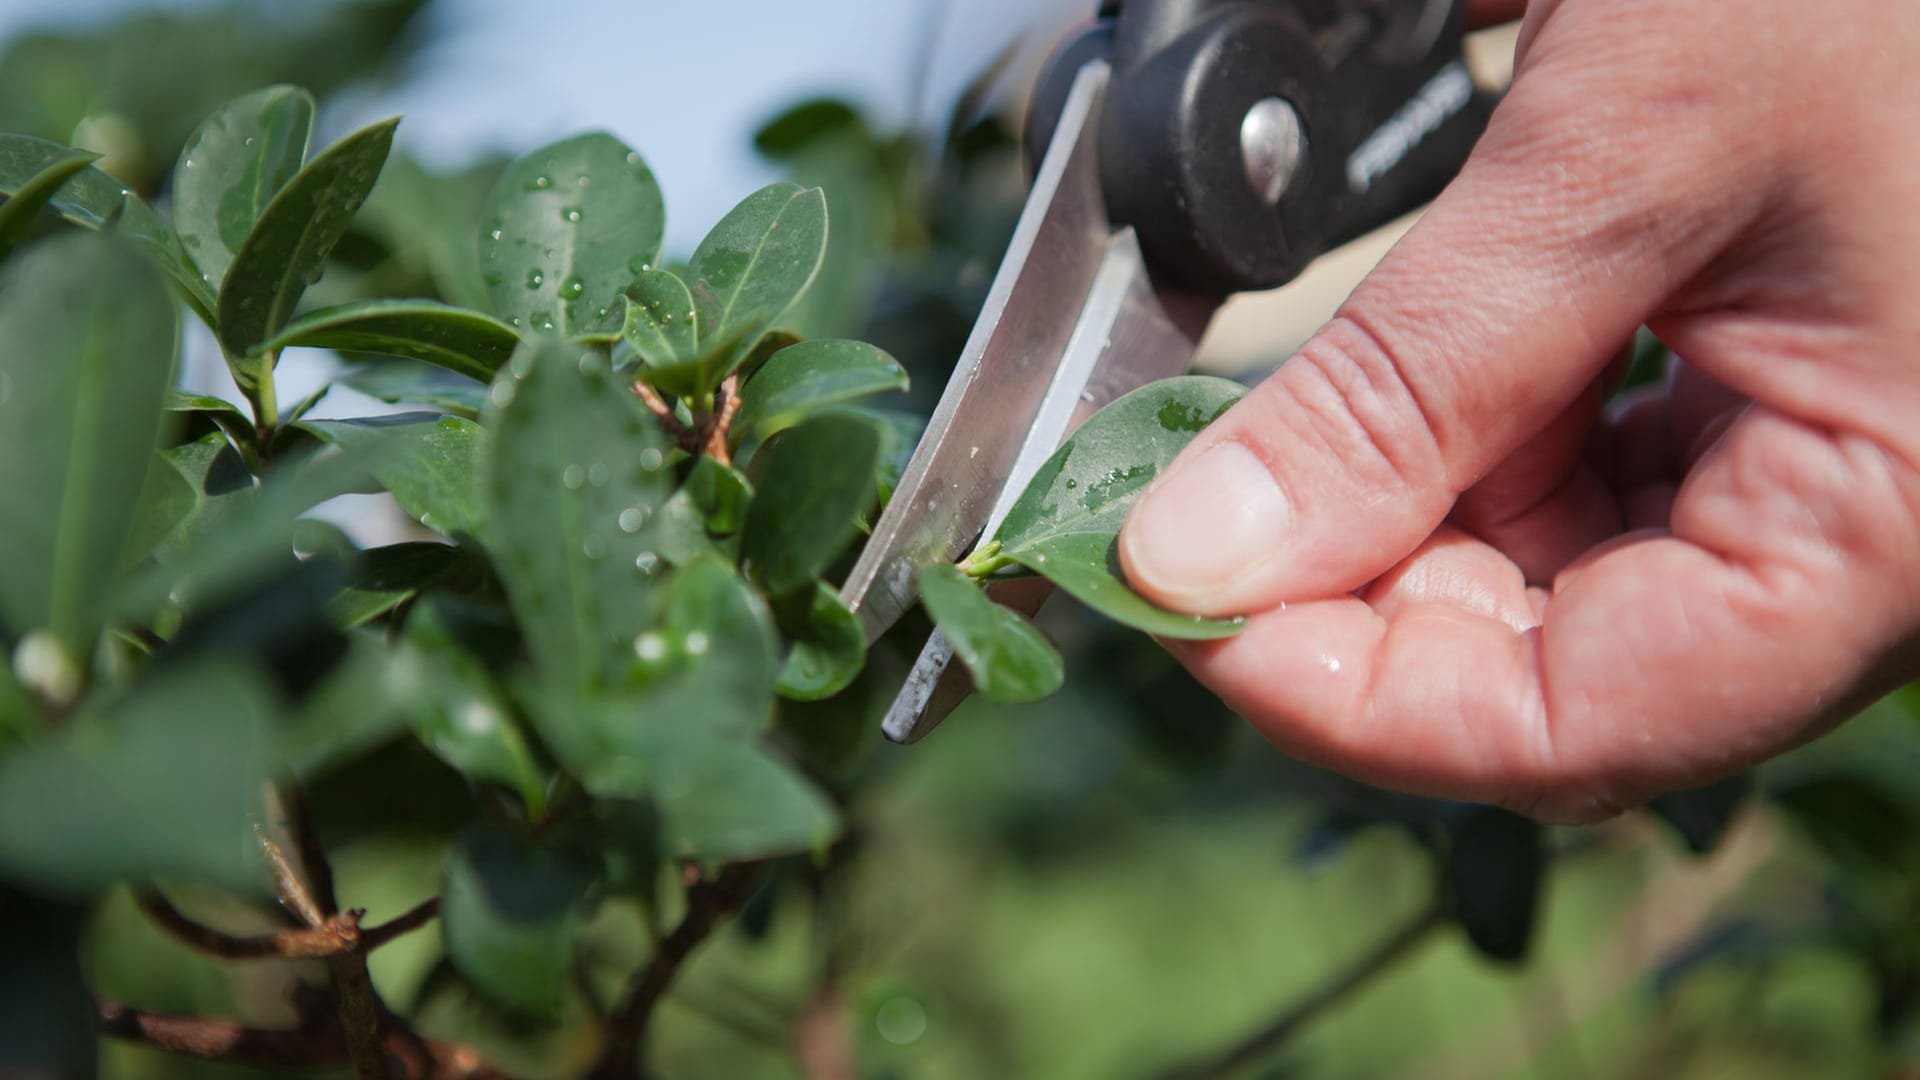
left=1116, top=0, right=1920, bottom=822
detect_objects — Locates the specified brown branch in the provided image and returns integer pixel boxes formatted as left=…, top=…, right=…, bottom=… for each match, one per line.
left=98, top=998, right=510, bottom=1079
left=137, top=889, right=363, bottom=960
left=362, top=897, right=442, bottom=951
left=589, top=862, right=762, bottom=1080
left=100, top=999, right=342, bottom=1069
left=1155, top=899, right=1447, bottom=1080
left=632, top=379, right=702, bottom=454
left=269, top=783, right=394, bottom=1080
left=700, top=374, right=742, bottom=467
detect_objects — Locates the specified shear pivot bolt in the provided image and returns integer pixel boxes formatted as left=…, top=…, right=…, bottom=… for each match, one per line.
left=1240, top=97, right=1305, bottom=205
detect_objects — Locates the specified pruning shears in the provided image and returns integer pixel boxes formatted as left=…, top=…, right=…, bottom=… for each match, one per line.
left=840, top=0, right=1497, bottom=743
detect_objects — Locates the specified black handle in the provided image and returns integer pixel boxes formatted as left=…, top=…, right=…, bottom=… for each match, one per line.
left=1028, top=0, right=1494, bottom=295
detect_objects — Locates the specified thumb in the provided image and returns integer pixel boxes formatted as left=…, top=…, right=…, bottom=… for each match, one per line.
left=1118, top=5, right=1770, bottom=616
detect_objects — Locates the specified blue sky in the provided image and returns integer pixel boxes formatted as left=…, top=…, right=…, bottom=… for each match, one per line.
left=0, top=0, right=1085, bottom=249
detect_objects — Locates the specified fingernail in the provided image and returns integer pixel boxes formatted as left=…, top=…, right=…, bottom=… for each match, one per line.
left=1122, top=442, right=1290, bottom=604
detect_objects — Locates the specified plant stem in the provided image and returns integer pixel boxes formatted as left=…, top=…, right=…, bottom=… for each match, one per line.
left=590, top=862, right=762, bottom=1079
left=1155, top=899, right=1447, bottom=1080
left=361, top=897, right=442, bottom=951
left=136, top=889, right=362, bottom=960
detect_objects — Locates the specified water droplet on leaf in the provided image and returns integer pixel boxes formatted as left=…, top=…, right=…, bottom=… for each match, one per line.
left=562, top=464, right=586, bottom=489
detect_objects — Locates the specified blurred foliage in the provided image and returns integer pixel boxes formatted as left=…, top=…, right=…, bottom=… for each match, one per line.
left=2, top=5, right=1920, bottom=1080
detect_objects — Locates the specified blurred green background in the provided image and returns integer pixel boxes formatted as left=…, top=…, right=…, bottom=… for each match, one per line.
left=5, top=2, right=1920, bottom=1078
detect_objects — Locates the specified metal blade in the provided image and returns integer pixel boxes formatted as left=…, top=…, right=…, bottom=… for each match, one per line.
left=839, top=60, right=1114, bottom=644
left=880, top=227, right=1218, bottom=744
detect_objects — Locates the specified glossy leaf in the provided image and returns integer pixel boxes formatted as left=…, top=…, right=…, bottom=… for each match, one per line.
left=0, top=149, right=97, bottom=258
left=117, top=448, right=377, bottom=619
left=340, top=361, right=487, bottom=419
left=0, top=233, right=177, bottom=658
left=479, top=132, right=664, bottom=339
left=0, top=134, right=215, bottom=317
left=993, top=377, right=1247, bottom=640
left=656, top=741, right=838, bottom=860
left=918, top=563, right=1062, bottom=705
left=164, top=391, right=255, bottom=452
left=741, top=412, right=881, bottom=595
left=215, top=115, right=398, bottom=388
left=278, top=631, right=436, bottom=779
left=684, top=456, right=752, bottom=537
left=266, top=299, right=518, bottom=383
left=484, top=339, right=676, bottom=692
left=0, top=660, right=272, bottom=894
left=172, top=85, right=315, bottom=291
left=773, top=581, right=865, bottom=701
left=406, top=603, right=548, bottom=814
left=327, top=542, right=466, bottom=629
left=678, top=182, right=828, bottom=392
left=733, top=338, right=906, bottom=440
left=120, top=452, right=199, bottom=570
left=1445, top=808, right=1544, bottom=964
left=301, top=413, right=487, bottom=538
left=622, top=268, right=699, bottom=370
left=441, top=827, right=596, bottom=1017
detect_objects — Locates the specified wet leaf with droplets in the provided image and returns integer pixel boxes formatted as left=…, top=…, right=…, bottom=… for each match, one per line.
left=171, top=85, right=314, bottom=292
left=0, top=133, right=215, bottom=318
left=676, top=182, right=828, bottom=395
left=265, top=299, right=518, bottom=384
left=301, top=413, right=488, bottom=540
left=339, top=360, right=488, bottom=420
left=622, top=268, right=700, bottom=376
left=480, top=133, right=663, bottom=340
left=483, top=337, right=675, bottom=692
left=404, top=602, right=549, bottom=815
left=918, top=563, right=1063, bottom=705
left=215, top=115, right=399, bottom=389
left=0, top=148, right=98, bottom=260
left=991, top=377, right=1248, bottom=641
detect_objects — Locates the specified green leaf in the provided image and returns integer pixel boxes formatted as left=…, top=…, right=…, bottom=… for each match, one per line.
left=215, top=115, right=398, bottom=389
left=117, top=448, right=377, bottom=619
left=172, top=85, right=315, bottom=291
left=733, top=339, right=906, bottom=441
left=120, top=451, right=198, bottom=570
left=684, top=456, right=752, bottom=537
left=656, top=741, right=838, bottom=860
left=773, top=582, right=865, bottom=701
left=740, top=412, right=881, bottom=595
left=266, top=299, right=519, bottom=384
left=441, top=827, right=597, bottom=1017
left=278, top=631, right=429, bottom=779
left=301, top=413, right=488, bottom=539
left=0, top=148, right=98, bottom=259
left=1445, top=808, right=1544, bottom=964
left=622, top=269, right=699, bottom=370
left=671, top=183, right=828, bottom=394
left=339, top=361, right=486, bottom=419
left=327, top=542, right=466, bottom=629
left=918, top=563, right=1062, bottom=705
left=0, top=660, right=273, bottom=894
left=479, top=133, right=664, bottom=339
left=640, top=556, right=779, bottom=737
left=0, top=232, right=177, bottom=658
left=164, top=391, right=255, bottom=452
left=0, top=134, right=215, bottom=318
left=405, top=604, right=548, bottom=815
left=484, top=339, right=675, bottom=692
left=993, top=376, right=1248, bottom=640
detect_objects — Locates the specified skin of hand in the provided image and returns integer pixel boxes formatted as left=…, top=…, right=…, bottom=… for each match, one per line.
left=1115, top=0, right=1920, bottom=823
